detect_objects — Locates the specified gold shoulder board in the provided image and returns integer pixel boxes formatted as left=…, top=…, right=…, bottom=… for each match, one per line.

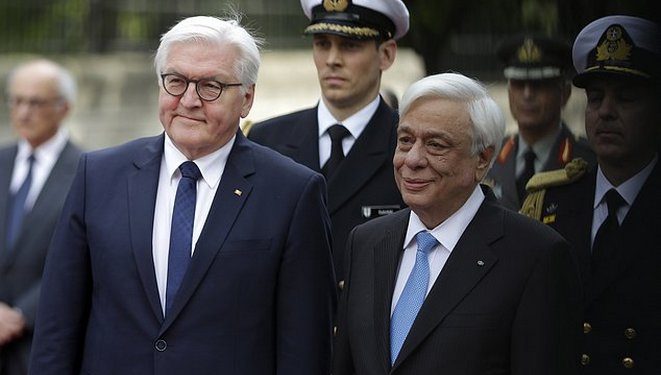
left=519, top=158, right=588, bottom=220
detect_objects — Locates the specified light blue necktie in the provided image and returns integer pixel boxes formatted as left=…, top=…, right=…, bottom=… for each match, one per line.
left=5, top=154, right=35, bottom=251
left=166, top=161, right=201, bottom=315
left=390, top=230, right=438, bottom=365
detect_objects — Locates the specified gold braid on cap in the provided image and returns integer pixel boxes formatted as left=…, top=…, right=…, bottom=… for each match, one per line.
left=305, top=23, right=380, bottom=38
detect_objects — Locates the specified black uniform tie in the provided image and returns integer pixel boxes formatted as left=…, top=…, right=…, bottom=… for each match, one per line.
left=517, top=148, right=536, bottom=202
left=591, top=189, right=626, bottom=269
left=322, top=124, right=350, bottom=179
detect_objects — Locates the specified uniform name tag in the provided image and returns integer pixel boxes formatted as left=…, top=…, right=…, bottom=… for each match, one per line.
left=361, top=205, right=401, bottom=219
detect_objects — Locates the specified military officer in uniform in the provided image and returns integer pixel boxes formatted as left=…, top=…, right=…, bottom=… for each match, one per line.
left=248, top=0, right=409, bottom=286
left=487, top=35, right=595, bottom=210
left=521, top=16, right=661, bottom=373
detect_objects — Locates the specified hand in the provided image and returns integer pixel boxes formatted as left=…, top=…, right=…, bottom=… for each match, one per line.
left=0, top=302, right=26, bottom=346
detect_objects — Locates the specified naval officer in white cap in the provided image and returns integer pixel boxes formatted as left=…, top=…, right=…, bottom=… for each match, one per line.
left=249, top=0, right=410, bottom=289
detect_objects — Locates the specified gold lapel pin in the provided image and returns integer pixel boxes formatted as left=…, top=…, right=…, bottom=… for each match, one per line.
left=234, top=189, right=242, bottom=196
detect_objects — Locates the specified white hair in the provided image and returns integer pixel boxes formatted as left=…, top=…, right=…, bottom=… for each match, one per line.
left=400, top=72, right=506, bottom=167
left=154, top=15, right=263, bottom=89
left=7, top=59, right=77, bottom=105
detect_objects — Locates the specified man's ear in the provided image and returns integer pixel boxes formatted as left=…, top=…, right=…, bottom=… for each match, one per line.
left=378, top=39, right=397, bottom=71
left=475, top=145, right=495, bottom=182
left=240, top=84, right=255, bottom=118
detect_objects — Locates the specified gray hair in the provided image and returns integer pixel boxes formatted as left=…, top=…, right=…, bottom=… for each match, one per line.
left=154, top=15, right=262, bottom=89
left=399, top=72, right=505, bottom=167
left=7, top=59, right=77, bottom=105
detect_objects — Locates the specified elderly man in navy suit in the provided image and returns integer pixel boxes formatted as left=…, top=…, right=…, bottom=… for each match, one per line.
left=29, top=15, right=336, bottom=375
left=0, top=59, right=82, bottom=375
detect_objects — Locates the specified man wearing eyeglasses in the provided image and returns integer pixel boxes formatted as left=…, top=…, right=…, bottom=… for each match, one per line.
left=28, top=16, right=335, bottom=375
left=0, top=59, right=82, bottom=375
left=249, top=0, right=409, bottom=291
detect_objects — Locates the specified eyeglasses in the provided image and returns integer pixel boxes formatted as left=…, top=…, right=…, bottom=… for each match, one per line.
left=7, top=96, right=63, bottom=109
left=160, top=73, right=242, bottom=102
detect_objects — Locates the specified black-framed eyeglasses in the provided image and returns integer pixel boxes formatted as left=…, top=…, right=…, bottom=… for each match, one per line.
left=160, top=73, right=242, bottom=102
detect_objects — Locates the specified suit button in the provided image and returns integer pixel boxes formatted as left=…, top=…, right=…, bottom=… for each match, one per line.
left=583, top=322, right=592, bottom=334
left=338, top=280, right=345, bottom=290
left=333, top=326, right=338, bottom=336
left=155, top=339, right=167, bottom=352
left=622, top=357, right=634, bottom=369
left=624, top=328, right=637, bottom=339
left=580, top=354, right=590, bottom=366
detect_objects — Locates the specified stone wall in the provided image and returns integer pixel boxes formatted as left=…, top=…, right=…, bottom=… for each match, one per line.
left=0, top=49, right=587, bottom=151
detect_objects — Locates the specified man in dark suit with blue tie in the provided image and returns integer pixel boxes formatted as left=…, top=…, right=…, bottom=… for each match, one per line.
left=0, top=59, right=82, bottom=375
left=28, top=16, right=336, bottom=375
left=248, top=0, right=410, bottom=287
left=333, top=73, right=582, bottom=374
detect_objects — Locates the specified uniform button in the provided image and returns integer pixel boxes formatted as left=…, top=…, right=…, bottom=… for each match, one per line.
left=622, top=357, right=634, bottom=369
left=338, top=280, right=345, bottom=290
left=154, top=339, right=167, bottom=352
left=583, top=322, right=592, bottom=334
left=624, top=328, right=637, bottom=339
left=581, top=354, right=590, bottom=366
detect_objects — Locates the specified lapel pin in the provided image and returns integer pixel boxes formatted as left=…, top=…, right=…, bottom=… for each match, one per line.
left=477, top=260, right=485, bottom=266
left=233, top=189, right=242, bottom=196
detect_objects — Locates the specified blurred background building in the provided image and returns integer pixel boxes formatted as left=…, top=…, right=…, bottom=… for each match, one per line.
left=0, top=0, right=656, bottom=150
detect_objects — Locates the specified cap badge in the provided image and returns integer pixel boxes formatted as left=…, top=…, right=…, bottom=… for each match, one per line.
left=323, top=0, right=349, bottom=12
left=596, top=25, right=632, bottom=62
left=517, top=38, right=542, bottom=63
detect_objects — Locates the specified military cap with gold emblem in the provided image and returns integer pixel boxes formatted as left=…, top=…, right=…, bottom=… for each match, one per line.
left=497, top=35, right=573, bottom=80
left=300, top=0, right=409, bottom=41
left=572, top=15, right=661, bottom=87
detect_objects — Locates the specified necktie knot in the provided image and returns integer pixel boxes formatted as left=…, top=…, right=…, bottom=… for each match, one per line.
left=523, top=148, right=536, bottom=164
left=327, top=124, right=350, bottom=143
left=179, top=161, right=201, bottom=181
left=603, top=189, right=625, bottom=218
left=415, top=231, right=438, bottom=255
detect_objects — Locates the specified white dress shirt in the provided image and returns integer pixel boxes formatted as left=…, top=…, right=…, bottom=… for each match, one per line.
left=152, top=133, right=235, bottom=314
left=591, top=154, right=657, bottom=246
left=317, top=95, right=380, bottom=168
left=391, top=186, right=485, bottom=315
left=11, top=127, right=70, bottom=210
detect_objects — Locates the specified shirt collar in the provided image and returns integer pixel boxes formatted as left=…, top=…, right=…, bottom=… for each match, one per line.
left=594, top=153, right=658, bottom=208
left=17, top=127, right=69, bottom=165
left=163, top=132, right=235, bottom=190
left=317, top=95, right=380, bottom=139
left=404, top=185, right=485, bottom=252
left=516, top=123, right=562, bottom=159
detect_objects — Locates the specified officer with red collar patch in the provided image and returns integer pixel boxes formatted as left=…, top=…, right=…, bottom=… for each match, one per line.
left=486, top=35, right=595, bottom=210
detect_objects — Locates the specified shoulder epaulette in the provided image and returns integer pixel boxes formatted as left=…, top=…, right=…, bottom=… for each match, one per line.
left=519, top=158, right=588, bottom=220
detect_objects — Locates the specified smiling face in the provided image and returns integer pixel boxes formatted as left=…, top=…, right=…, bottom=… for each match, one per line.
left=584, top=75, right=659, bottom=181
left=312, top=33, right=395, bottom=119
left=158, top=41, right=254, bottom=160
left=394, top=97, right=493, bottom=228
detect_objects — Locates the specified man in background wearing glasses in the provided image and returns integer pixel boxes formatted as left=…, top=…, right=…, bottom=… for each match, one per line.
left=0, top=59, right=82, bottom=375
left=29, top=16, right=335, bottom=375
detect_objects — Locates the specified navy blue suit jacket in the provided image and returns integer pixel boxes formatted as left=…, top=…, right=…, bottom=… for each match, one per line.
left=29, top=132, right=336, bottom=375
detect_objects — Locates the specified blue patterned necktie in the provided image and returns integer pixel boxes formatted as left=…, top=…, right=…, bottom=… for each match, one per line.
left=390, top=230, right=438, bottom=364
left=166, top=161, right=201, bottom=315
left=5, top=154, right=35, bottom=251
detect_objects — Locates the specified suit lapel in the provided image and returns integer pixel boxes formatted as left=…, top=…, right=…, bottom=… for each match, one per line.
left=128, top=135, right=164, bottom=322
left=281, top=108, right=320, bottom=171
left=0, top=146, right=18, bottom=267
left=327, top=100, right=396, bottom=214
left=373, top=209, right=409, bottom=370
left=392, top=197, right=501, bottom=370
left=160, top=132, right=254, bottom=333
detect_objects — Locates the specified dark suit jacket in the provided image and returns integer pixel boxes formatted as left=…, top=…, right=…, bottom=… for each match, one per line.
left=487, top=123, right=595, bottom=211
left=534, top=162, right=661, bottom=374
left=248, top=99, right=405, bottom=283
left=0, top=141, right=81, bottom=375
left=28, top=132, right=336, bottom=375
left=333, top=188, right=582, bottom=375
